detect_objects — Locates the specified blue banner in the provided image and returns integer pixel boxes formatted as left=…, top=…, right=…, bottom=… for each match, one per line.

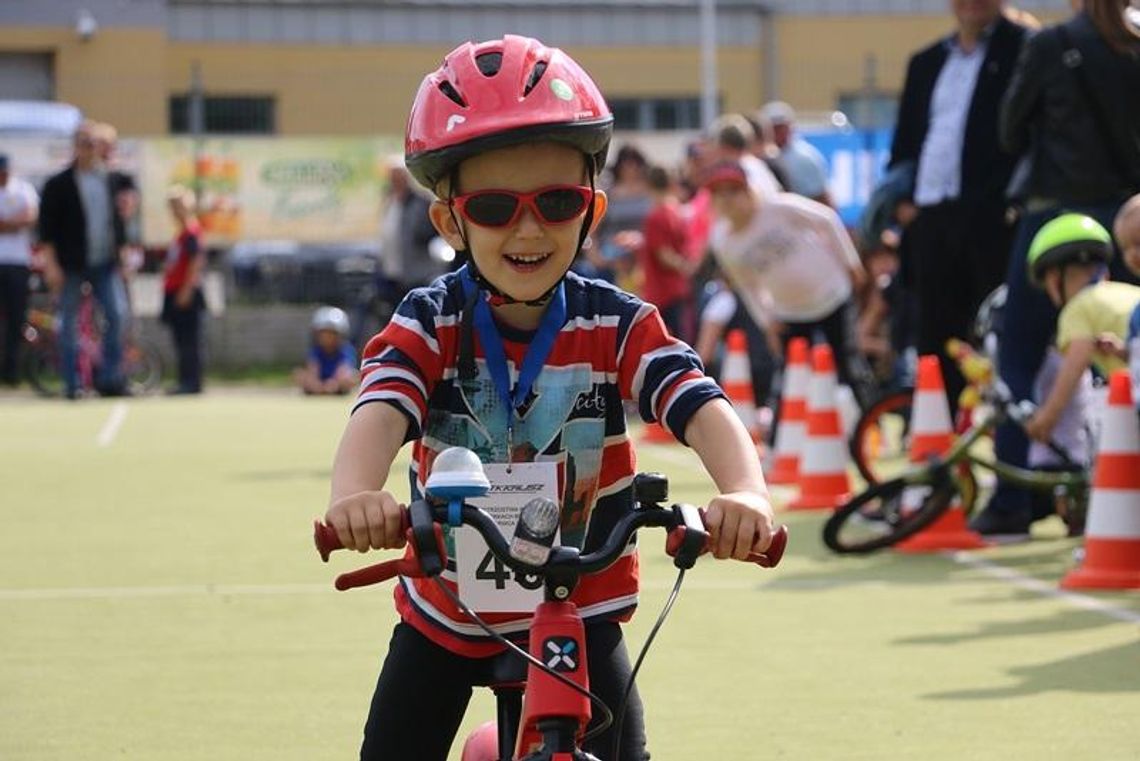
left=799, top=128, right=894, bottom=227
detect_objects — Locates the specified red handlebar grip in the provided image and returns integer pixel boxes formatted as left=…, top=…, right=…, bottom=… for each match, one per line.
left=334, top=557, right=421, bottom=591
left=314, top=521, right=342, bottom=562
left=747, top=525, right=788, bottom=568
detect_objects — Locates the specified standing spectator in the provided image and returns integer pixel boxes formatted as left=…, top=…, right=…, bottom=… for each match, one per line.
left=976, top=0, right=1140, bottom=535
left=38, top=121, right=130, bottom=398
left=379, top=156, right=446, bottom=299
left=889, top=0, right=1029, bottom=414
left=709, top=114, right=782, bottom=197
left=761, top=101, right=833, bottom=205
left=580, top=144, right=653, bottom=285
left=93, top=122, right=143, bottom=271
left=637, top=165, right=697, bottom=342
left=705, top=160, right=875, bottom=406
left=160, top=186, right=206, bottom=395
left=0, top=154, right=39, bottom=387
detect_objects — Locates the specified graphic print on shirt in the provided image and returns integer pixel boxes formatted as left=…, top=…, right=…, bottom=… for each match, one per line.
left=424, top=359, right=605, bottom=550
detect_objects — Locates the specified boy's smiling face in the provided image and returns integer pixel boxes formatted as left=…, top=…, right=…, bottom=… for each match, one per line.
left=430, top=142, right=606, bottom=305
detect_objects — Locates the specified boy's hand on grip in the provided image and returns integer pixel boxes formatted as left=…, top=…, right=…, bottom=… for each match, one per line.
left=704, top=490, right=776, bottom=561
left=325, top=491, right=406, bottom=552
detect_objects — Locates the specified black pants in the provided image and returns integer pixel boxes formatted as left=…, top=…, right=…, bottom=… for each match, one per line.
left=0, top=264, right=29, bottom=384
left=161, top=291, right=203, bottom=391
left=361, top=621, right=650, bottom=761
left=903, top=201, right=1013, bottom=415
left=780, top=299, right=875, bottom=409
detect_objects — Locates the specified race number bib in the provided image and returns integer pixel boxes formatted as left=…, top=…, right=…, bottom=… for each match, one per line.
left=455, top=462, right=560, bottom=613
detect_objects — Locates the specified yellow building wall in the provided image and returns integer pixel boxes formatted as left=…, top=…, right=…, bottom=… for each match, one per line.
left=0, top=27, right=167, bottom=134
left=1, top=13, right=1073, bottom=138
left=165, top=43, right=763, bottom=136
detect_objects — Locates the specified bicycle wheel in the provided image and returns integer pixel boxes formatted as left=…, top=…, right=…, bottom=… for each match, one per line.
left=850, top=388, right=913, bottom=484
left=123, top=340, right=164, bottom=395
left=822, top=473, right=959, bottom=554
left=22, top=340, right=63, bottom=398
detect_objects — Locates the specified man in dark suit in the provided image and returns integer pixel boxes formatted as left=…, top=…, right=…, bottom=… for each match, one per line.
left=39, top=121, right=130, bottom=398
left=889, top=1, right=1029, bottom=410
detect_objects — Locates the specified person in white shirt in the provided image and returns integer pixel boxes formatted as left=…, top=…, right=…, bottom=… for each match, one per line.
left=0, top=154, right=39, bottom=386
left=704, top=160, right=874, bottom=406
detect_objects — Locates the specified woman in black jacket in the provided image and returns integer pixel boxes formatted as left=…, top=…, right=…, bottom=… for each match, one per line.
left=974, top=0, right=1140, bottom=535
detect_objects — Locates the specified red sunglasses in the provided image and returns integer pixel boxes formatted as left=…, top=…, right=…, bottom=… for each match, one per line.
left=450, top=185, right=594, bottom=228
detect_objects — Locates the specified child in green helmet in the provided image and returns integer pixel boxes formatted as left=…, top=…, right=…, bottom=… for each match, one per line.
left=1024, top=212, right=1140, bottom=442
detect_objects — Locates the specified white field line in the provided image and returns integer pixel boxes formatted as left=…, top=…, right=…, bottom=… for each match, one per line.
left=950, top=551, right=1140, bottom=625
left=95, top=401, right=129, bottom=447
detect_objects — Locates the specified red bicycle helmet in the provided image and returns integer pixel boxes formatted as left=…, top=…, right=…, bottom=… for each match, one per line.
left=405, top=35, right=613, bottom=191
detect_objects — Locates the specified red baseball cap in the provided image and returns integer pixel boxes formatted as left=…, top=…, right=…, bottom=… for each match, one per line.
left=701, top=160, right=748, bottom=190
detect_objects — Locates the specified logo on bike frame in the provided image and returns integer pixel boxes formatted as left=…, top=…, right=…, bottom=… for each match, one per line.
left=544, top=637, right=579, bottom=672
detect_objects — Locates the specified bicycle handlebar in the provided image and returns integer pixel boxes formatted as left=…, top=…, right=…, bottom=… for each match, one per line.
left=314, top=501, right=787, bottom=591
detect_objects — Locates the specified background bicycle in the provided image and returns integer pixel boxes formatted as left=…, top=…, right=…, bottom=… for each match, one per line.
left=21, top=283, right=163, bottom=398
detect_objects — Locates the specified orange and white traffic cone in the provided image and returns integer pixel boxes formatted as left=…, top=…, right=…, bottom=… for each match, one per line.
left=722, top=329, right=760, bottom=442
left=766, top=337, right=809, bottom=485
left=1061, top=369, right=1140, bottom=590
left=896, top=355, right=986, bottom=552
left=788, top=344, right=852, bottom=510
left=641, top=421, right=674, bottom=444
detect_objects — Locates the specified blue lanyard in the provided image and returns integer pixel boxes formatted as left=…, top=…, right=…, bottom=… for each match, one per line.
left=460, top=267, right=566, bottom=463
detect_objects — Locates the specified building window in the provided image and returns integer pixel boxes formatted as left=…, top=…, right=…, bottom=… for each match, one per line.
left=609, top=97, right=703, bottom=131
left=169, top=95, right=276, bottom=134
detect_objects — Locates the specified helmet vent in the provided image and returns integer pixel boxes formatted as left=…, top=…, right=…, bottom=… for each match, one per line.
left=475, top=52, right=503, bottom=77
left=438, top=80, right=467, bottom=107
left=523, top=61, right=549, bottom=96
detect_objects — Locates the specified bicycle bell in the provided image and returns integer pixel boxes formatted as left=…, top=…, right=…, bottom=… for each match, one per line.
left=425, top=447, right=491, bottom=502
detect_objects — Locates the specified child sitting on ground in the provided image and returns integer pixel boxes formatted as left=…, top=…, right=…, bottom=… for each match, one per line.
left=1024, top=213, right=1140, bottom=443
left=293, top=306, right=358, bottom=395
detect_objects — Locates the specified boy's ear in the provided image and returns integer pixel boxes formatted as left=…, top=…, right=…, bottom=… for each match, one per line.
left=429, top=200, right=467, bottom=250
left=588, top=189, right=608, bottom=233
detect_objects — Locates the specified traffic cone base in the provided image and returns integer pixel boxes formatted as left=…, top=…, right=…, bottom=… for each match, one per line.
left=1061, top=369, right=1140, bottom=590
left=787, top=344, right=852, bottom=510
left=896, top=509, right=987, bottom=552
left=893, top=355, right=984, bottom=552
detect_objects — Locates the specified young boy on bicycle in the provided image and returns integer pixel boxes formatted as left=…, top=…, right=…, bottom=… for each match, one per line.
left=324, top=36, right=776, bottom=761
left=1024, top=213, right=1140, bottom=443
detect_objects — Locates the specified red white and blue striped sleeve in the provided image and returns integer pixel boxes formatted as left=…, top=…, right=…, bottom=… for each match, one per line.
left=617, top=301, right=725, bottom=444
left=353, top=291, right=446, bottom=441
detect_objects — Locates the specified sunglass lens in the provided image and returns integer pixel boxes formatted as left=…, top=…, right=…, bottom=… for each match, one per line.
left=535, top=188, right=588, bottom=223
left=464, top=192, right=519, bottom=226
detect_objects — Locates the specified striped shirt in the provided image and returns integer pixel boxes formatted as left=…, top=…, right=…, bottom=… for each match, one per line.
left=355, top=269, right=725, bottom=656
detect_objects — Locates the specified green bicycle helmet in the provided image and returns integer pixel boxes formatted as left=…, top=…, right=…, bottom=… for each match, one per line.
left=1026, top=213, right=1113, bottom=286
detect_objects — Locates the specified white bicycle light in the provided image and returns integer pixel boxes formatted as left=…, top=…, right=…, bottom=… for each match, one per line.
left=510, top=497, right=561, bottom=566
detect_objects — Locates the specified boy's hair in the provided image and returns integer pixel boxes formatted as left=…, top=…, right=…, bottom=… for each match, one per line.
left=709, top=114, right=755, bottom=152
left=647, top=165, right=672, bottom=192
left=167, top=184, right=196, bottom=212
